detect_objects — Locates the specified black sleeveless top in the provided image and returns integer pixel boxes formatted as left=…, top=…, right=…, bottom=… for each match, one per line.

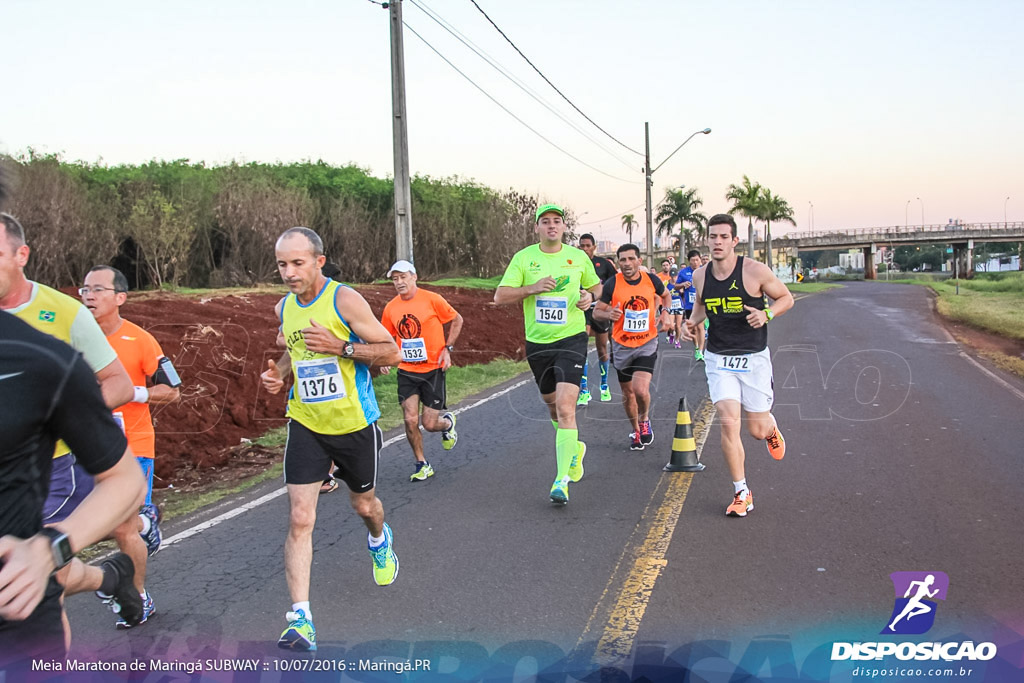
left=701, top=256, right=768, bottom=354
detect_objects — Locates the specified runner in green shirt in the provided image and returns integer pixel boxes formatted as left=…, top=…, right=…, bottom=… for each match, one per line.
left=494, top=204, right=602, bottom=505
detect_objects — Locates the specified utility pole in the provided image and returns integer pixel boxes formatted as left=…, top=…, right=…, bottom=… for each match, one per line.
left=389, top=0, right=414, bottom=263
left=644, top=122, right=654, bottom=268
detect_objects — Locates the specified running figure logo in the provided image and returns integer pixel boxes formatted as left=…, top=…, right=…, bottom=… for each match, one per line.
left=397, top=314, right=422, bottom=338
left=881, top=571, right=949, bottom=635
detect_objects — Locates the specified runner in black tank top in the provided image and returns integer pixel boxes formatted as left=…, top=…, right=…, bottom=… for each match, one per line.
left=702, top=256, right=768, bottom=355
left=682, top=214, right=795, bottom=518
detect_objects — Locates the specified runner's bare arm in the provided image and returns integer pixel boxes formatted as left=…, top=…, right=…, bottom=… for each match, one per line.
left=445, top=311, right=464, bottom=348
left=327, top=286, right=400, bottom=366
left=96, top=357, right=134, bottom=409
left=755, top=261, right=795, bottom=318
left=146, top=384, right=179, bottom=405
left=593, top=300, right=618, bottom=322
left=493, top=277, right=557, bottom=304
left=0, top=444, right=146, bottom=620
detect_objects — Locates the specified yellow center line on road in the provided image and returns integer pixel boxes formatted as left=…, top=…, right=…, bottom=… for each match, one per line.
left=575, top=399, right=716, bottom=665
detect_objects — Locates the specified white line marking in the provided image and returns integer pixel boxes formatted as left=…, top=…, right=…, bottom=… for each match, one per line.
left=959, top=351, right=1024, bottom=403
left=162, top=376, right=532, bottom=549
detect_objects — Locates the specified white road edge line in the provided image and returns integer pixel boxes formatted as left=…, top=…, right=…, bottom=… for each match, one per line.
left=162, top=377, right=532, bottom=549
left=959, top=351, right=1024, bottom=403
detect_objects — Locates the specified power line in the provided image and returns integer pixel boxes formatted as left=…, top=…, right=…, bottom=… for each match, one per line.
left=580, top=203, right=646, bottom=226
left=408, top=0, right=638, bottom=174
left=468, top=0, right=643, bottom=158
left=403, top=20, right=640, bottom=184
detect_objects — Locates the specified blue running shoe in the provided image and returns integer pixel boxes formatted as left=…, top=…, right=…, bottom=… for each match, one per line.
left=139, top=504, right=162, bottom=556
left=278, top=609, right=316, bottom=651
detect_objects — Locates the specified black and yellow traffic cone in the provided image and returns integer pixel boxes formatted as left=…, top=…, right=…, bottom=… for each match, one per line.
left=664, top=397, right=705, bottom=472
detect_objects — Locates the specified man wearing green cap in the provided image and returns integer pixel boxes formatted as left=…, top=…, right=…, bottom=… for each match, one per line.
left=494, top=204, right=602, bottom=505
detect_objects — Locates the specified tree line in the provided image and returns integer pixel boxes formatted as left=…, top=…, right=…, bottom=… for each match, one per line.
left=627, top=176, right=795, bottom=263
left=2, top=153, right=544, bottom=289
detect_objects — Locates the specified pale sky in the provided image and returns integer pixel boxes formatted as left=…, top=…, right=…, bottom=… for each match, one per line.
left=5, top=0, right=1023, bottom=245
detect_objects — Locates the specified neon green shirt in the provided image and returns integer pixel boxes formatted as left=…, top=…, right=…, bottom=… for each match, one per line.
left=499, top=243, right=600, bottom=344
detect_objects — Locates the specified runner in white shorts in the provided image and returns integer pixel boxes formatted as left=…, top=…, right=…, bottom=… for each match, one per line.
left=682, top=213, right=794, bottom=518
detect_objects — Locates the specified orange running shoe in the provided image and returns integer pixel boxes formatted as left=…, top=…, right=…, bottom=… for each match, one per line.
left=726, top=490, right=753, bottom=517
left=765, top=416, right=786, bottom=460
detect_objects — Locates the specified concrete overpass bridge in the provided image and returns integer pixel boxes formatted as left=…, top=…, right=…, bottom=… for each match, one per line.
left=641, top=222, right=1024, bottom=279
left=771, top=222, right=1024, bottom=278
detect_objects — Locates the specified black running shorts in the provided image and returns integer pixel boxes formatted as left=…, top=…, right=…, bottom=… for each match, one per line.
left=397, top=368, right=447, bottom=410
left=584, top=307, right=611, bottom=335
left=614, top=351, right=658, bottom=384
left=284, top=420, right=382, bottom=492
left=0, top=592, right=64, bottom=670
left=525, top=332, right=588, bottom=395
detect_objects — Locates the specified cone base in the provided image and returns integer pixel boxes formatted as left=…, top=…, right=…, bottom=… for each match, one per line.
left=664, top=459, right=706, bottom=472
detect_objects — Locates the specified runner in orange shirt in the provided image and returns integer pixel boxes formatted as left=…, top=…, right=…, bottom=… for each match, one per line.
left=76, top=265, right=181, bottom=627
left=379, top=261, right=463, bottom=481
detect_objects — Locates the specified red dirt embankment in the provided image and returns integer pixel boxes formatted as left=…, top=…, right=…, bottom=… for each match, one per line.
left=118, top=285, right=525, bottom=489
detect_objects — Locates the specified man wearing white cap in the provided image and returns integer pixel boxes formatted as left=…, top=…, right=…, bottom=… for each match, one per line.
left=379, top=260, right=463, bottom=481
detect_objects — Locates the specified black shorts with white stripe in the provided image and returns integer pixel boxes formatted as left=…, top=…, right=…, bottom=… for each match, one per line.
left=283, top=420, right=382, bottom=492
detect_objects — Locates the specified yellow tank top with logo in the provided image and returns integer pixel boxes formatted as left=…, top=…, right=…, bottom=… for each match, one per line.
left=281, top=280, right=380, bottom=435
left=9, top=283, right=116, bottom=458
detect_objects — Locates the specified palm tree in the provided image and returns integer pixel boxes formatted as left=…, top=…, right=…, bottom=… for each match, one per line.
left=621, top=213, right=638, bottom=245
left=725, top=175, right=762, bottom=258
left=755, top=187, right=796, bottom=269
left=655, top=187, right=706, bottom=262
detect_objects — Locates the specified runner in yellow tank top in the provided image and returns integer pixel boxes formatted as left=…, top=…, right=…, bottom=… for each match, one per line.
left=260, top=227, right=400, bottom=653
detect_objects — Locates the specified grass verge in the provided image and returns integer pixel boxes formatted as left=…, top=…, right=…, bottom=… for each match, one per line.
left=787, top=282, right=843, bottom=294
left=883, top=272, right=1024, bottom=341
left=423, top=275, right=503, bottom=289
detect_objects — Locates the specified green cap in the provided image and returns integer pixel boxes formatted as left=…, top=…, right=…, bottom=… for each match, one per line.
left=535, top=203, right=565, bottom=223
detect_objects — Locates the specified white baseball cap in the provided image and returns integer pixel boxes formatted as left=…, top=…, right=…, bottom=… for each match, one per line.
left=387, top=259, right=417, bottom=277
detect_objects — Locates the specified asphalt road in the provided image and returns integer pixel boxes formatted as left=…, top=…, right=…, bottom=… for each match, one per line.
left=60, top=282, right=1024, bottom=682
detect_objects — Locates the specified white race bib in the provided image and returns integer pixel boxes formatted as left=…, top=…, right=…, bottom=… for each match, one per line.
left=535, top=296, right=568, bottom=325
left=401, top=338, right=428, bottom=363
left=717, top=354, right=752, bottom=373
left=295, top=358, right=347, bottom=403
left=623, top=308, right=650, bottom=333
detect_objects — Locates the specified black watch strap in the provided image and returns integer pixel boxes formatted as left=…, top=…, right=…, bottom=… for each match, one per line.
left=40, top=527, right=73, bottom=571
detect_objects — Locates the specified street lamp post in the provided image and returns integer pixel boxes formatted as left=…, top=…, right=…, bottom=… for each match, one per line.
left=917, top=197, right=924, bottom=225
left=644, top=125, right=711, bottom=268
left=905, top=200, right=911, bottom=228
left=807, top=201, right=814, bottom=231
left=1006, top=196, right=1011, bottom=224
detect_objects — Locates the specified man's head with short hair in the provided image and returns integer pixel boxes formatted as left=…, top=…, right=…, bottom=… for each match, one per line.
left=706, top=214, right=741, bottom=262
left=82, top=266, right=129, bottom=321
left=277, top=226, right=324, bottom=257
left=0, top=213, right=30, bottom=304
left=707, top=213, right=737, bottom=238
left=661, top=258, right=671, bottom=273
left=616, top=243, right=643, bottom=278
left=275, top=227, right=327, bottom=298
left=578, top=232, right=597, bottom=258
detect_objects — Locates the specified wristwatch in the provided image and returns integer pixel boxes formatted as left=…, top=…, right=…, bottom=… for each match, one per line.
left=39, top=527, right=74, bottom=572
left=764, top=308, right=774, bottom=322
left=446, top=345, right=455, bottom=352
left=341, top=341, right=355, bottom=358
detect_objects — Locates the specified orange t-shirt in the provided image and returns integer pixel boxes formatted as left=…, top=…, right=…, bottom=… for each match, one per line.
left=609, top=272, right=662, bottom=348
left=107, top=319, right=165, bottom=459
left=656, top=272, right=672, bottom=286
left=380, top=289, right=458, bottom=373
